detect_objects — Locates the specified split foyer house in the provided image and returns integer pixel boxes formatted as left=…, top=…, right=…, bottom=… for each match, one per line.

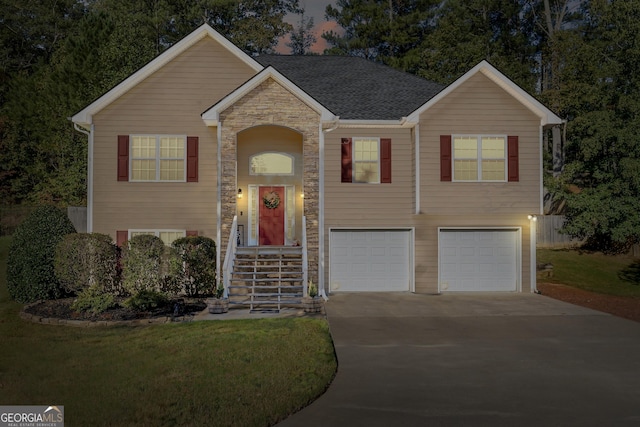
left=72, top=24, right=562, bottom=299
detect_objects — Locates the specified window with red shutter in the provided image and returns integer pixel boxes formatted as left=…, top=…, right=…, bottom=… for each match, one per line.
left=442, top=135, right=517, bottom=182
left=116, top=230, right=128, bottom=247
left=507, top=136, right=519, bottom=182
left=187, top=136, right=198, bottom=182
left=381, top=138, right=392, bottom=183
left=341, top=137, right=392, bottom=183
left=117, top=136, right=129, bottom=181
left=341, top=138, right=352, bottom=183
left=440, top=135, right=452, bottom=182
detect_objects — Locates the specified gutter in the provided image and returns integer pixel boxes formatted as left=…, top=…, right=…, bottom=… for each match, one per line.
left=72, top=121, right=94, bottom=233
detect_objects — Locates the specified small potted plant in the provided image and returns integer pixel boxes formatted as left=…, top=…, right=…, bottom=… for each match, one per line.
left=302, top=279, right=323, bottom=314
left=206, top=280, right=229, bottom=314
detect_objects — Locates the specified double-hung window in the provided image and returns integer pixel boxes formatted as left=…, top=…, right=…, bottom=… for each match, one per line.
left=341, top=137, right=392, bottom=183
left=453, top=135, right=507, bottom=182
left=131, top=135, right=186, bottom=181
left=354, top=138, right=380, bottom=183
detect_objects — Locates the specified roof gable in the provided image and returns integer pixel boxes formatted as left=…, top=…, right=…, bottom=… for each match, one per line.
left=202, top=66, right=336, bottom=125
left=406, top=60, right=563, bottom=126
left=72, top=24, right=262, bottom=127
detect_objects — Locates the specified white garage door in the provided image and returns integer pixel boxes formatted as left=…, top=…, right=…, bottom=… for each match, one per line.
left=439, top=229, right=519, bottom=292
left=330, top=230, right=411, bottom=292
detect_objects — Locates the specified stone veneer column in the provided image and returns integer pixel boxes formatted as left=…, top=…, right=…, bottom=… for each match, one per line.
left=218, top=78, right=320, bottom=285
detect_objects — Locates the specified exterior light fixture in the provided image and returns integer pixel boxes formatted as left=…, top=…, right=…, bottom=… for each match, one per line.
left=237, top=188, right=243, bottom=199
left=527, top=214, right=537, bottom=222
left=300, top=192, right=305, bottom=199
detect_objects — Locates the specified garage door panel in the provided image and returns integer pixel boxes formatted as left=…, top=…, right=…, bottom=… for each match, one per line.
left=330, top=230, right=411, bottom=292
left=440, top=230, right=518, bottom=292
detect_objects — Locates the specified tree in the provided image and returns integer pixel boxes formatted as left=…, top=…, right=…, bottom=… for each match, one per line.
left=416, top=0, right=538, bottom=90
left=552, top=0, right=640, bottom=250
left=323, top=0, right=440, bottom=72
left=287, top=9, right=316, bottom=54
left=0, top=0, right=300, bottom=205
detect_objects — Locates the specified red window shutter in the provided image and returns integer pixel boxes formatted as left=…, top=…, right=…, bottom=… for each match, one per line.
left=187, top=136, right=199, bottom=182
left=341, top=138, right=352, bottom=183
left=508, top=136, right=519, bottom=182
left=440, top=135, right=452, bottom=182
left=117, top=135, right=129, bottom=181
left=380, top=138, right=392, bottom=183
left=186, top=230, right=198, bottom=237
left=116, top=230, right=128, bottom=247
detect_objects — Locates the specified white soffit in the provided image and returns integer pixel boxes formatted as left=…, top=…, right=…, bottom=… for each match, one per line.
left=71, top=24, right=263, bottom=127
left=201, top=66, right=337, bottom=125
left=406, top=60, right=563, bottom=126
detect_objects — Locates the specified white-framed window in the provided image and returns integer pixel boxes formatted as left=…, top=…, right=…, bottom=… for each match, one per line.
left=249, top=152, right=294, bottom=175
left=453, top=135, right=507, bottom=182
left=131, top=135, right=186, bottom=182
left=129, top=230, right=186, bottom=246
left=353, top=137, right=380, bottom=183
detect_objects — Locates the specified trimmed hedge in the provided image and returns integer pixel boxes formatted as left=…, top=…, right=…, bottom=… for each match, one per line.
left=121, top=234, right=166, bottom=295
left=54, top=233, right=121, bottom=296
left=71, top=285, right=117, bottom=314
left=7, top=205, right=77, bottom=302
left=171, top=236, right=216, bottom=297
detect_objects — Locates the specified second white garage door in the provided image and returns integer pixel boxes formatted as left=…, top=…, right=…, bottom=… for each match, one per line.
left=330, top=230, right=411, bottom=292
left=439, top=229, right=519, bottom=292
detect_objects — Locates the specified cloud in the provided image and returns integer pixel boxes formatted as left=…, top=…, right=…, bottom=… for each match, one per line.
left=275, top=19, right=342, bottom=54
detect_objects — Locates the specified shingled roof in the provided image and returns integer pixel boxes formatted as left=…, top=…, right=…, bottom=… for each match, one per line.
left=254, top=55, right=444, bottom=121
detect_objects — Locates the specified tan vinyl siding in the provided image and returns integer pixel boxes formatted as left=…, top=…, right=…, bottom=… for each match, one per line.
left=410, top=72, right=542, bottom=293
left=324, top=128, right=415, bottom=225
left=412, top=214, right=534, bottom=294
left=419, top=72, right=542, bottom=215
left=92, top=37, right=256, bottom=241
left=323, top=128, right=415, bottom=286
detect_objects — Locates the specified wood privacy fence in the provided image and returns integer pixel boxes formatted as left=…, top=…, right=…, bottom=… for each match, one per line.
left=0, top=206, right=87, bottom=236
left=67, top=206, right=87, bottom=233
left=536, top=215, right=581, bottom=248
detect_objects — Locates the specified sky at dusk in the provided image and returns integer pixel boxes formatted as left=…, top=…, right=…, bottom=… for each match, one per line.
left=276, top=1, right=340, bottom=54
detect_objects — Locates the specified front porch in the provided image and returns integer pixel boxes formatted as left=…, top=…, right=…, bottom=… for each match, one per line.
left=220, top=215, right=323, bottom=314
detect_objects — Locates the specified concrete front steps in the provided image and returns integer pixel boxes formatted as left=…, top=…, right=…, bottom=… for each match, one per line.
left=228, top=246, right=304, bottom=313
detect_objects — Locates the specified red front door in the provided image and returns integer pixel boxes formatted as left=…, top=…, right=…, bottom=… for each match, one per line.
left=259, top=186, right=285, bottom=245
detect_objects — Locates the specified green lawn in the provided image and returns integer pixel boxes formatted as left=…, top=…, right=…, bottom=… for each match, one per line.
left=537, top=248, right=640, bottom=298
left=0, top=237, right=337, bottom=427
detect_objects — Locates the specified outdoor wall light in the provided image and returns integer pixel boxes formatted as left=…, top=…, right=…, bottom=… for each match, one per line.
left=300, top=192, right=305, bottom=199
left=237, top=188, right=243, bottom=199
left=527, top=214, right=537, bottom=221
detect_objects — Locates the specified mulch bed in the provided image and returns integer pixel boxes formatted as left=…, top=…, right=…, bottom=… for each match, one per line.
left=537, top=282, right=640, bottom=323
left=23, top=298, right=207, bottom=322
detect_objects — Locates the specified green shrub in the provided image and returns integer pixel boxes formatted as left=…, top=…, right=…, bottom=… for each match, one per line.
left=171, top=236, right=216, bottom=297
left=71, top=285, right=117, bottom=314
left=121, top=234, right=166, bottom=295
left=54, top=233, right=121, bottom=296
left=7, top=205, right=76, bottom=302
left=123, top=290, right=168, bottom=311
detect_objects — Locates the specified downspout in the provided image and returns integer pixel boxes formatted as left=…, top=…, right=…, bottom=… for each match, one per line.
left=73, top=122, right=94, bottom=233
left=528, top=215, right=538, bottom=293
left=318, top=122, right=327, bottom=299
left=216, top=124, right=222, bottom=282
left=414, top=124, right=420, bottom=215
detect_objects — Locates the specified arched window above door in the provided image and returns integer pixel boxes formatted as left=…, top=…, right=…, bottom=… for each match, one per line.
left=250, top=152, right=294, bottom=175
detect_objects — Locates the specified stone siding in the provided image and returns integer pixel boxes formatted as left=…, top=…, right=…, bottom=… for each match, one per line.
left=219, top=78, right=321, bottom=284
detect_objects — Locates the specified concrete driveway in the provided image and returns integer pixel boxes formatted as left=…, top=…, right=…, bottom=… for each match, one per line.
left=278, top=292, right=640, bottom=426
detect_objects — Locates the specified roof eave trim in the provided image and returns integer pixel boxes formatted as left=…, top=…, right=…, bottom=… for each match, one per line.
left=71, top=24, right=263, bottom=125
left=406, top=60, right=563, bottom=126
left=202, top=66, right=336, bottom=124
left=333, top=118, right=415, bottom=129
